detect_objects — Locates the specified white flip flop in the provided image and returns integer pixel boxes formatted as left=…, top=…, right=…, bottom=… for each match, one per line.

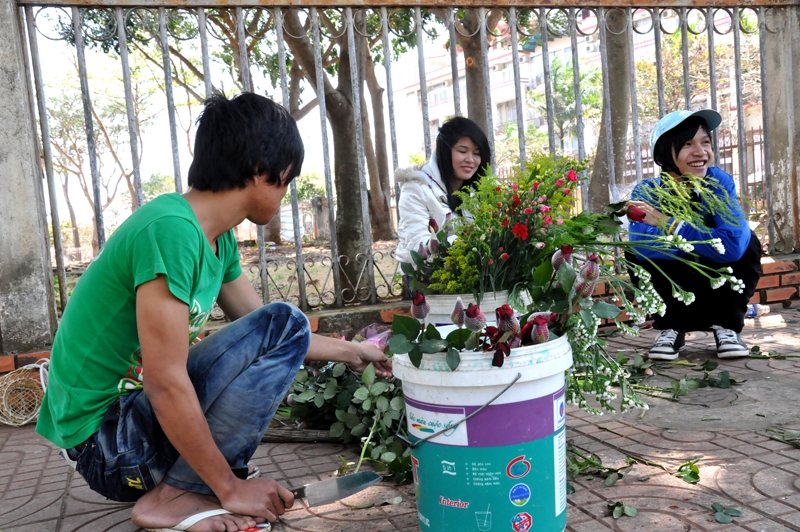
left=146, top=509, right=232, bottom=532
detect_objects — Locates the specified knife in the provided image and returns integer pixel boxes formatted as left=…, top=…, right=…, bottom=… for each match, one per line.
left=244, top=471, right=383, bottom=531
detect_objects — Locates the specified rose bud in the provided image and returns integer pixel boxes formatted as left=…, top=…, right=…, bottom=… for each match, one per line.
left=508, top=333, right=522, bottom=349
left=429, top=236, right=440, bottom=253
left=580, top=253, right=601, bottom=281
left=428, top=217, right=439, bottom=232
left=520, top=321, right=534, bottom=345
left=417, top=242, right=428, bottom=260
left=451, top=297, right=466, bottom=327
left=531, top=314, right=550, bottom=344
left=411, top=291, right=430, bottom=320
left=551, top=244, right=574, bottom=271
left=495, top=304, right=520, bottom=333
left=626, top=205, right=647, bottom=223
left=574, top=274, right=598, bottom=299
left=465, top=303, right=487, bottom=332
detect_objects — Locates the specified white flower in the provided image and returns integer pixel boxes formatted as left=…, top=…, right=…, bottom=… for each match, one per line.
left=710, top=276, right=726, bottom=290
left=711, top=238, right=726, bottom=255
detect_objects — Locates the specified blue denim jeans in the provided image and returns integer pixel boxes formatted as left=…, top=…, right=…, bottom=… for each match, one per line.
left=69, top=302, right=309, bottom=502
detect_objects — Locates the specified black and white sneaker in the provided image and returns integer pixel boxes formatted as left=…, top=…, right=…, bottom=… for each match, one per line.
left=712, top=326, right=750, bottom=358
left=648, top=329, right=686, bottom=360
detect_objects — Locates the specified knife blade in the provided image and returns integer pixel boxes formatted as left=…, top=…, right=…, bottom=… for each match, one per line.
left=291, top=470, right=383, bottom=507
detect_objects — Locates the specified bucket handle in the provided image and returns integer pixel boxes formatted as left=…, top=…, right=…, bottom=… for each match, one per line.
left=396, top=372, right=522, bottom=448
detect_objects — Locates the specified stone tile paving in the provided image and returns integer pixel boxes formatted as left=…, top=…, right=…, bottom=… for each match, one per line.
left=1, top=309, right=799, bottom=531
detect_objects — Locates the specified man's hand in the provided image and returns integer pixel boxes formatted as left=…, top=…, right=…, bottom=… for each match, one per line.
left=306, top=334, right=393, bottom=378
left=219, top=478, right=294, bottom=524
left=349, top=343, right=393, bottom=378
left=626, top=200, right=669, bottom=229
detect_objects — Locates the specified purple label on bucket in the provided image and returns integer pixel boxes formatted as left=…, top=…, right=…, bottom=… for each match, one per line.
left=405, top=387, right=565, bottom=447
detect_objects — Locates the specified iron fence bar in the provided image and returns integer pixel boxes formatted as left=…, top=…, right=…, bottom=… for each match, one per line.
left=540, top=7, right=557, bottom=156
left=115, top=7, right=143, bottom=209
left=415, top=7, right=431, bottom=160
left=346, top=7, right=376, bottom=304
left=71, top=6, right=105, bottom=248
left=479, top=6, right=495, bottom=171
left=198, top=8, right=213, bottom=99
left=158, top=8, right=182, bottom=194
left=509, top=7, right=526, bottom=169
left=448, top=9, right=462, bottom=117
left=627, top=8, right=642, bottom=183
left=25, top=6, right=68, bottom=310
left=235, top=7, right=251, bottom=91
left=598, top=7, right=617, bottom=199
left=732, top=7, right=748, bottom=200
left=568, top=8, right=587, bottom=209
left=680, top=7, right=691, bottom=108
left=311, top=8, right=342, bottom=307
left=757, top=7, right=772, bottom=251
left=654, top=7, right=666, bottom=118
left=380, top=7, right=401, bottom=231
left=275, top=7, right=307, bottom=311
left=707, top=7, right=720, bottom=163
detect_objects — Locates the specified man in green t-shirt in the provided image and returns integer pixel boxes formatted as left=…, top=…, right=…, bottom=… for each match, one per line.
left=37, top=93, right=391, bottom=532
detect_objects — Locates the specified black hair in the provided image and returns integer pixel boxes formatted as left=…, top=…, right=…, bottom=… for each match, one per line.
left=188, top=92, right=304, bottom=191
left=435, top=116, right=492, bottom=212
left=652, top=116, right=711, bottom=175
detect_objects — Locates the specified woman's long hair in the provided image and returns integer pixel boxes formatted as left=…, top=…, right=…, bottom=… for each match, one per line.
left=435, top=117, right=492, bottom=212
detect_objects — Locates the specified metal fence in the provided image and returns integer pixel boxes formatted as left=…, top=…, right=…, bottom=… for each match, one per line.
left=16, top=2, right=797, bottom=311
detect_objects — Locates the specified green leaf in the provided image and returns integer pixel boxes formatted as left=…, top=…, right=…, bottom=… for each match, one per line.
left=612, top=505, right=624, bottom=519
left=623, top=505, right=638, bottom=517
left=605, top=200, right=628, bottom=213
left=392, top=314, right=421, bottom=340
left=425, top=323, right=441, bottom=340
left=596, top=217, right=624, bottom=233
left=362, top=398, right=372, bottom=411
left=351, top=423, right=366, bottom=437
left=380, top=452, right=397, bottom=463
left=370, top=381, right=389, bottom=396
left=336, top=389, right=353, bottom=410
left=464, top=331, right=479, bottom=351
left=409, top=344, right=423, bottom=368
left=579, top=309, right=594, bottom=330
left=604, top=472, right=619, bottom=487
left=332, top=363, right=347, bottom=378
left=295, top=369, right=308, bottom=383
left=343, top=412, right=361, bottom=428
left=685, top=379, right=704, bottom=390
left=446, top=328, right=471, bottom=350
left=295, top=390, right=316, bottom=403
left=409, top=250, right=426, bottom=270
left=592, top=301, right=622, bottom=319
left=362, top=363, right=376, bottom=386
left=382, top=495, right=403, bottom=505
left=723, top=507, right=742, bottom=517
left=446, top=347, right=461, bottom=371
left=314, top=393, right=325, bottom=408
left=715, top=512, right=733, bottom=524
left=533, top=260, right=554, bottom=287
left=354, top=387, right=369, bottom=401
left=711, top=503, right=724, bottom=513
left=383, top=412, right=394, bottom=427
left=400, top=262, right=416, bottom=277
left=390, top=397, right=405, bottom=411
left=323, top=384, right=337, bottom=401
left=388, top=335, right=413, bottom=355
left=558, top=263, right=577, bottom=294
left=420, top=338, right=449, bottom=354
left=330, top=422, right=345, bottom=438
left=702, top=360, right=719, bottom=372
left=375, top=396, right=390, bottom=413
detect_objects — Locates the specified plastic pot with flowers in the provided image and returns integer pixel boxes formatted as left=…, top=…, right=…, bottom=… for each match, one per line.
left=392, top=153, right=744, bottom=531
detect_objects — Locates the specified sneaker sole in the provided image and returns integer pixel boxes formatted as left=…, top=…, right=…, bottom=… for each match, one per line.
left=717, top=350, right=750, bottom=359
left=648, top=345, right=686, bottom=360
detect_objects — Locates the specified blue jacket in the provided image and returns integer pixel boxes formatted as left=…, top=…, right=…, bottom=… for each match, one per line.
left=628, top=166, right=749, bottom=263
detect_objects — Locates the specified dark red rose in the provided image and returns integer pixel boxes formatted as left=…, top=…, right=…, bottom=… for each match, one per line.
left=627, top=205, right=647, bottom=223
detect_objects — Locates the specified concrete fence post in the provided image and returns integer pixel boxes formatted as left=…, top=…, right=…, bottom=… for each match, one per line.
left=0, top=1, right=57, bottom=355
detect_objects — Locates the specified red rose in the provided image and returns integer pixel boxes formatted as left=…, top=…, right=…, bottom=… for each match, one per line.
left=524, top=207, right=533, bottom=215
left=627, top=205, right=647, bottom=223
left=555, top=179, right=564, bottom=187
left=533, top=182, right=541, bottom=191
left=488, top=259, right=494, bottom=265
left=511, top=223, right=529, bottom=241
left=497, top=201, right=503, bottom=207
left=562, top=188, right=571, bottom=195
left=567, top=169, right=578, bottom=182
left=544, top=216, right=553, bottom=225
left=496, top=186, right=502, bottom=192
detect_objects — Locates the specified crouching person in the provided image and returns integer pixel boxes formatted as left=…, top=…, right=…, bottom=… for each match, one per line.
left=36, top=93, right=391, bottom=532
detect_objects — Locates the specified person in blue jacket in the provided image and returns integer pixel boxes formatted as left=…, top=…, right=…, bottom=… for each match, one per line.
left=626, top=109, right=762, bottom=360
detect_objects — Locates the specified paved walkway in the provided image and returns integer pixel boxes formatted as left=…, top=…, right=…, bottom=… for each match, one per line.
left=1, top=309, right=800, bottom=531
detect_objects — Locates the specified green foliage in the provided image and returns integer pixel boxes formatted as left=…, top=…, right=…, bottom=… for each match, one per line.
left=387, top=314, right=470, bottom=371
left=141, top=173, right=176, bottom=203
left=607, top=501, right=638, bottom=519
left=711, top=502, right=742, bottom=524
left=289, top=362, right=411, bottom=483
left=281, top=173, right=326, bottom=205
left=675, top=458, right=701, bottom=484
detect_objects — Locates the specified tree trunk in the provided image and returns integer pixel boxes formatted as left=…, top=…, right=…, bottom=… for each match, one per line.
left=588, top=10, right=631, bottom=213
left=264, top=212, right=282, bottom=245
left=282, top=10, right=370, bottom=296
left=458, top=12, right=489, bottom=132
left=363, top=53, right=395, bottom=240
left=60, top=174, right=81, bottom=248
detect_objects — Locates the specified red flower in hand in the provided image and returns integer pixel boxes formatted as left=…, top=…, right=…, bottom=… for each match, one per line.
left=627, top=205, right=647, bottom=223
left=511, top=223, right=529, bottom=241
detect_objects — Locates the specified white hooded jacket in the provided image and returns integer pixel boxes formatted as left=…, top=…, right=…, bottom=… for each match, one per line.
left=395, top=151, right=455, bottom=264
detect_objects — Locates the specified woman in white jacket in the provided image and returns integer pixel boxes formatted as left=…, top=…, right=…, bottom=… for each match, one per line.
left=395, top=116, right=491, bottom=265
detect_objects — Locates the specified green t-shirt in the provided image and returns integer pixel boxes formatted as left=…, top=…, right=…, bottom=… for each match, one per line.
left=37, top=193, right=242, bottom=449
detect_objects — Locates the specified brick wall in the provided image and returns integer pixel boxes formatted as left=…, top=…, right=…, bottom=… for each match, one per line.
left=751, top=256, right=800, bottom=306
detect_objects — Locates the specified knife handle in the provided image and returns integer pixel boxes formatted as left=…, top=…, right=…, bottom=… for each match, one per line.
left=291, top=486, right=306, bottom=500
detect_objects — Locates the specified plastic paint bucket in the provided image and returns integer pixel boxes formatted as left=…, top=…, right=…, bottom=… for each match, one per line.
left=393, top=335, right=573, bottom=532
